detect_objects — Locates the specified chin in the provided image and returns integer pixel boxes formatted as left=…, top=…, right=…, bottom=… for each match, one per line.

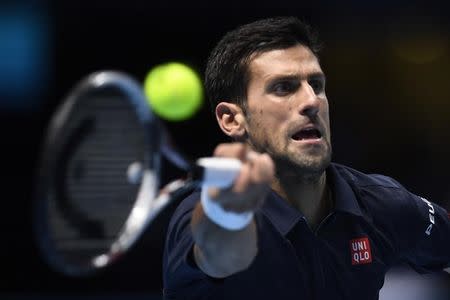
left=299, top=156, right=331, bottom=175
left=274, top=152, right=332, bottom=182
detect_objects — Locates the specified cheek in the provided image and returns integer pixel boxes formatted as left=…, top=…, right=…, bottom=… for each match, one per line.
left=320, top=100, right=330, bottom=119
left=247, top=111, right=278, bottom=141
left=320, top=103, right=331, bottom=134
left=247, top=101, right=292, bottom=134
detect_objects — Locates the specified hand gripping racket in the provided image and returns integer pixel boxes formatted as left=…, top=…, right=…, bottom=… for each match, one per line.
left=33, top=71, right=241, bottom=276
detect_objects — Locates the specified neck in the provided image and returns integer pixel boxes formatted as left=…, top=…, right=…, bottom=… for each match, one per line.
left=272, top=170, right=331, bottom=231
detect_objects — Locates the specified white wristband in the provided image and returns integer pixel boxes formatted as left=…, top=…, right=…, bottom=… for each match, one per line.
left=200, top=186, right=254, bottom=231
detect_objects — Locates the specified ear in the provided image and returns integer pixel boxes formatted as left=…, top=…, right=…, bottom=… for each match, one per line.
left=215, top=102, right=246, bottom=139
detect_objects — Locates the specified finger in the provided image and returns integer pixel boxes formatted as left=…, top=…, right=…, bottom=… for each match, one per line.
left=249, top=153, right=275, bottom=184
left=213, top=143, right=248, bottom=161
left=232, top=162, right=252, bottom=194
left=246, top=183, right=270, bottom=209
left=217, top=183, right=267, bottom=212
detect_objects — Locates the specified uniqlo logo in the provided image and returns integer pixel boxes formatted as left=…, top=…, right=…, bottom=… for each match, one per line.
left=350, top=237, right=372, bottom=265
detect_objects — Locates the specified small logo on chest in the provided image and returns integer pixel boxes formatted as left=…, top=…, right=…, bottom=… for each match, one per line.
left=350, top=237, right=372, bottom=265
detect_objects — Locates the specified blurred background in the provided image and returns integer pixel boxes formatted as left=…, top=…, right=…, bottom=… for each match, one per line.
left=1, top=0, right=449, bottom=298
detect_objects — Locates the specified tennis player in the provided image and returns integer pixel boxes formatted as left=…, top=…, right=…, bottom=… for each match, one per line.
left=163, top=17, right=450, bottom=299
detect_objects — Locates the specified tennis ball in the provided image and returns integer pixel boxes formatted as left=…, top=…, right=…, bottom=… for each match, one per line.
left=144, top=62, right=203, bottom=121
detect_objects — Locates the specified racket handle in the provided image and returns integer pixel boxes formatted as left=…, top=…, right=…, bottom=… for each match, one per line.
left=196, top=157, right=242, bottom=188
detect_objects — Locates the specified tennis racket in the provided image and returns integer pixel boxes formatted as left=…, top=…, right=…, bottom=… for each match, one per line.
left=33, top=71, right=241, bottom=277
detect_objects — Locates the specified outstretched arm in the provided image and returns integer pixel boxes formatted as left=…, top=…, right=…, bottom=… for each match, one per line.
left=191, top=143, right=274, bottom=278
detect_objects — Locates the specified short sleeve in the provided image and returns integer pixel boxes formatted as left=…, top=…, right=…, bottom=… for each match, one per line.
left=402, top=193, right=450, bottom=273
left=358, top=174, right=450, bottom=273
left=162, top=191, right=223, bottom=299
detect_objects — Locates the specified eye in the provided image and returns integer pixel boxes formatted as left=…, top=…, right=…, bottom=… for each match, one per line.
left=308, top=78, right=325, bottom=94
left=269, top=80, right=299, bottom=96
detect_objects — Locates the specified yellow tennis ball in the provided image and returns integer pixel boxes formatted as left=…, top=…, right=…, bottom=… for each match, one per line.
left=144, top=62, right=203, bottom=121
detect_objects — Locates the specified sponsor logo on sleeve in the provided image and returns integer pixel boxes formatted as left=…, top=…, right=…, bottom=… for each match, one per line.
left=420, top=197, right=435, bottom=236
left=350, top=237, right=372, bottom=265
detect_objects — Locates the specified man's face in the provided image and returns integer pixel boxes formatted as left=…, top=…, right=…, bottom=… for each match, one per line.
left=243, top=44, right=331, bottom=179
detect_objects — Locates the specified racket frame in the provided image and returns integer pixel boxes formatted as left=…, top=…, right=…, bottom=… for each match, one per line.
left=33, top=71, right=162, bottom=276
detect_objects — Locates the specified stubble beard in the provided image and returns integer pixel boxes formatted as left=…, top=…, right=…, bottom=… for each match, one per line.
left=247, top=134, right=332, bottom=184
left=272, top=148, right=332, bottom=184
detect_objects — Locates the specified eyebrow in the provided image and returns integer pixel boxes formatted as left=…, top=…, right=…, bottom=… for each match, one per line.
left=266, top=72, right=326, bottom=85
left=308, top=72, right=326, bottom=83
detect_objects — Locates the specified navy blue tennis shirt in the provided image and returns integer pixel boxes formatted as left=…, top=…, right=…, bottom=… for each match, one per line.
left=163, top=163, right=450, bottom=299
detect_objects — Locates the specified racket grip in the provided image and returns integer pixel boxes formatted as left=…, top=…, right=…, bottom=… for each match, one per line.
left=196, top=157, right=242, bottom=188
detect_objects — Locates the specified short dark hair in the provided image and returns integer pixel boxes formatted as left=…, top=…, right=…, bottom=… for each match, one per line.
left=205, top=16, right=321, bottom=112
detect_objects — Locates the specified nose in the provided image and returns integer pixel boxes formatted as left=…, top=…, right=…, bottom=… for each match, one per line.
left=298, top=82, right=320, bottom=118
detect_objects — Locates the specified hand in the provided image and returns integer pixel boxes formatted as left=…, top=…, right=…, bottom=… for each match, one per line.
left=207, top=143, right=275, bottom=213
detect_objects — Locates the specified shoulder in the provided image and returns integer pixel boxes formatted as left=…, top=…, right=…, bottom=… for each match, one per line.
left=172, top=189, right=201, bottom=219
left=330, top=163, right=424, bottom=236
left=163, top=189, right=219, bottom=295
left=331, top=163, right=432, bottom=250
left=166, top=188, right=201, bottom=243
left=332, top=163, right=403, bottom=190
left=331, top=163, right=413, bottom=209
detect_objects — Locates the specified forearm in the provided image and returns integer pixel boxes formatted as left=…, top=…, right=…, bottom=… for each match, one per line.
left=191, top=202, right=258, bottom=278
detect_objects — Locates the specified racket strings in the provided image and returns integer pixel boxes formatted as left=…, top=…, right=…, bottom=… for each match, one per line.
left=49, top=92, right=151, bottom=265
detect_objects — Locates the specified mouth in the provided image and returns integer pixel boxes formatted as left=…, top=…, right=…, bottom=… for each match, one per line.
left=291, top=127, right=323, bottom=141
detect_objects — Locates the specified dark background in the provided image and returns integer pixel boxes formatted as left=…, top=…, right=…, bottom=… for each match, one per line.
left=1, top=0, right=450, bottom=297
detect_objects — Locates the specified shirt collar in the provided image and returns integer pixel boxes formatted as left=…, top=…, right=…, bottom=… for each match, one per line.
left=327, top=163, right=363, bottom=217
left=261, top=163, right=363, bottom=236
left=261, top=190, right=304, bottom=236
